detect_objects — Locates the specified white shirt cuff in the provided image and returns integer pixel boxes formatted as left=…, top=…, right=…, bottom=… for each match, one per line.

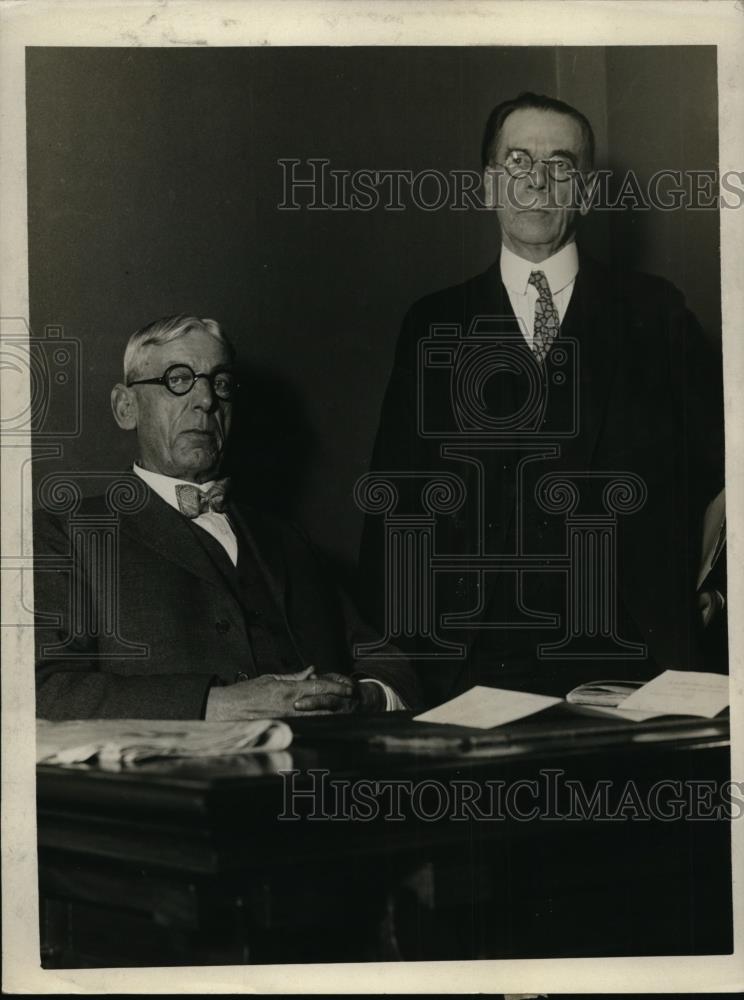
left=358, top=678, right=407, bottom=711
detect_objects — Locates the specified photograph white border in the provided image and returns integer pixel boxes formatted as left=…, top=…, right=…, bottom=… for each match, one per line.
left=2, top=1, right=742, bottom=993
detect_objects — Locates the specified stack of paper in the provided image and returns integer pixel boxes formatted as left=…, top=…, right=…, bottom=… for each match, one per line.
left=412, top=671, right=729, bottom=730
left=37, top=718, right=293, bottom=768
left=616, top=669, right=729, bottom=719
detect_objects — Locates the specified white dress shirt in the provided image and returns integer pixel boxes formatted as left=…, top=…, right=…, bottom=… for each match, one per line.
left=500, top=241, right=579, bottom=348
left=133, top=465, right=404, bottom=710
left=133, top=464, right=238, bottom=566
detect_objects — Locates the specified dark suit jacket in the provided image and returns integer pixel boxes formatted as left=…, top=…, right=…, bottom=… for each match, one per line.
left=359, top=253, right=725, bottom=701
left=34, top=488, right=421, bottom=719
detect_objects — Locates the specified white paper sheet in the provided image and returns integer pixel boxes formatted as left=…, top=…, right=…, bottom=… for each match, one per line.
left=37, top=718, right=293, bottom=768
left=414, top=685, right=562, bottom=729
left=619, top=669, right=729, bottom=719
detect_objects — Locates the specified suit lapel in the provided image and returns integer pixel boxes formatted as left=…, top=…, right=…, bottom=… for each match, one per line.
left=472, top=251, right=621, bottom=476
left=556, top=253, right=620, bottom=471
left=118, top=488, right=235, bottom=593
left=464, top=261, right=521, bottom=332
left=119, top=489, right=290, bottom=617
left=228, top=503, right=288, bottom=614
left=471, top=253, right=622, bottom=466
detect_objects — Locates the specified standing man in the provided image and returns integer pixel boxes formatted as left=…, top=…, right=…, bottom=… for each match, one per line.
left=360, top=92, right=725, bottom=704
left=35, top=314, right=420, bottom=719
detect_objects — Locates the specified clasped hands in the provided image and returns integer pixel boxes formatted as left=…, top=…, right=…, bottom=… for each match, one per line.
left=205, top=665, right=383, bottom=720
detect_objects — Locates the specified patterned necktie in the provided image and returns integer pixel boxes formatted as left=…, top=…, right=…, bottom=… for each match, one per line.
left=175, top=478, right=230, bottom=518
left=527, top=269, right=560, bottom=362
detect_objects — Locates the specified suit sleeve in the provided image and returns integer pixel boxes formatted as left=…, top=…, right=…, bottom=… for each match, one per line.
left=671, top=289, right=724, bottom=508
left=666, top=283, right=725, bottom=554
left=34, top=509, right=218, bottom=720
left=336, top=589, right=423, bottom=711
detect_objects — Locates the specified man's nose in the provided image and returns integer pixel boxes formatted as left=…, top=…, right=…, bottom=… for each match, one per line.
left=190, top=374, right=217, bottom=410
left=527, top=161, right=549, bottom=189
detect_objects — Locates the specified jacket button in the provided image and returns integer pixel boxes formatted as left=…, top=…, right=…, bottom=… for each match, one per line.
left=215, top=619, right=231, bottom=634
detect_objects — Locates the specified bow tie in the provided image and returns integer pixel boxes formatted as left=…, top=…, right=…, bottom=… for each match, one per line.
left=175, top=479, right=230, bottom=518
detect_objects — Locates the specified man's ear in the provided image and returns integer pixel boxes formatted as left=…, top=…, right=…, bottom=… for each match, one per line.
left=111, top=383, right=138, bottom=430
left=578, top=170, right=598, bottom=217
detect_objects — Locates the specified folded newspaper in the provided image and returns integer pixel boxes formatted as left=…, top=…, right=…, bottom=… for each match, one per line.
left=37, top=718, right=293, bottom=768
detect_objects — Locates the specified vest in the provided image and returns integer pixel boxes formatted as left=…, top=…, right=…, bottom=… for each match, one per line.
left=462, top=314, right=653, bottom=692
left=184, top=514, right=305, bottom=678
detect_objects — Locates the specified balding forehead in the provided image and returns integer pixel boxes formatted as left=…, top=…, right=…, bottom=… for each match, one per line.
left=497, top=107, right=588, bottom=164
left=133, top=328, right=231, bottom=377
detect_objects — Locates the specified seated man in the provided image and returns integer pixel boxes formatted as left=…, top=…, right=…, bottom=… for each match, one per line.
left=34, top=314, right=420, bottom=720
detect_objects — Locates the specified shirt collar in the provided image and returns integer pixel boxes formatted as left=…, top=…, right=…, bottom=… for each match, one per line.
left=500, top=241, right=579, bottom=297
left=133, top=463, right=216, bottom=514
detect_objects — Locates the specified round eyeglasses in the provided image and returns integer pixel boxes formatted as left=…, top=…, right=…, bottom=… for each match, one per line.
left=127, top=364, right=239, bottom=401
left=499, top=149, right=576, bottom=182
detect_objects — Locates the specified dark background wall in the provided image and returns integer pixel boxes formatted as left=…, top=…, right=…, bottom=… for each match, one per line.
left=26, top=46, right=719, bottom=574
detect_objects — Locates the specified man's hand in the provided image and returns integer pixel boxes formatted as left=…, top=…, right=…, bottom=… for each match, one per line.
left=205, top=667, right=358, bottom=721
left=293, top=671, right=358, bottom=714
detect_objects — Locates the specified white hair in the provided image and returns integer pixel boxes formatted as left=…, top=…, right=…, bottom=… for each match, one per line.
left=123, top=314, right=234, bottom=380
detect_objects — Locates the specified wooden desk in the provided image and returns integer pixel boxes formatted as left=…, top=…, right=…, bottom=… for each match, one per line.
left=37, top=706, right=732, bottom=967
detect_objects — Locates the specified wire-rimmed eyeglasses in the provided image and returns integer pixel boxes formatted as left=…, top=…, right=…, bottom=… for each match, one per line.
left=127, top=364, right=239, bottom=401
left=497, top=149, right=577, bottom=182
